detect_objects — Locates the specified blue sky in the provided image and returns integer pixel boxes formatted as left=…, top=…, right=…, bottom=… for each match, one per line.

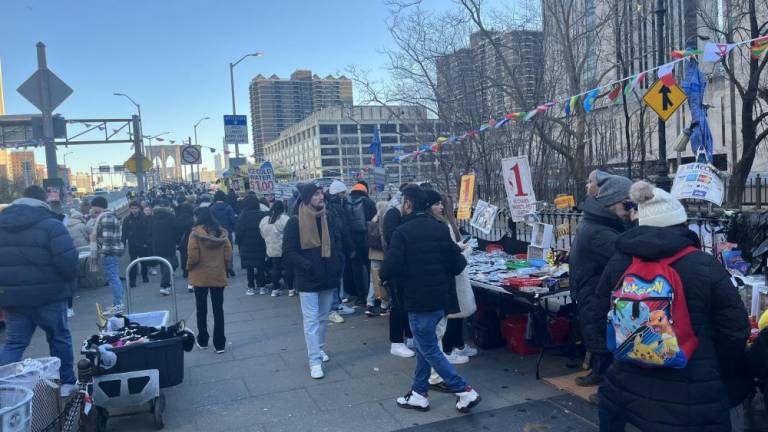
left=1, top=0, right=460, bottom=174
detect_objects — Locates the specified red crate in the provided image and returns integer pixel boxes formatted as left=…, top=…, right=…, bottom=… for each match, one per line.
left=500, top=314, right=571, bottom=355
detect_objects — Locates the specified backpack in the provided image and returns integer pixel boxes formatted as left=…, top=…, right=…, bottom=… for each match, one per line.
left=607, top=246, right=700, bottom=369
left=367, top=219, right=383, bottom=251
left=348, top=198, right=367, bottom=232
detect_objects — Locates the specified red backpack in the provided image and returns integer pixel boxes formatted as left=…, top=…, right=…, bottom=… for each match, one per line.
left=606, top=246, right=700, bottom=368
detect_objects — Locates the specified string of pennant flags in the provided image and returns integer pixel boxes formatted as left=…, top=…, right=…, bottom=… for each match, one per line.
left=391, top=35, right=768, bottom=163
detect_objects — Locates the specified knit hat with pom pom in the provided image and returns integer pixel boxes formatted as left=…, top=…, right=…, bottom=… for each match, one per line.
left=630, top=181, right=687, bottom=227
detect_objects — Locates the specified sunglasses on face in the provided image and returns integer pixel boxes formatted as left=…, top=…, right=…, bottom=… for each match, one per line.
left=623, top=201, right=638, bottom=211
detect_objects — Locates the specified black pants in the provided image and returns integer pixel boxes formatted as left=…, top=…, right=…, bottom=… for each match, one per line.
left=350, top=232, right=370, bottom=299
left=194, top=287, right=226, bottom=350
left=178, top=232, right=190, bottom=276
left=442, top=318, right=465, bottom=353
left=128, top=252, right=149, bottom=286
left=246, top=262, right=267, bottom=288
left=159, top=255, right=176, bottom=288
left=389, top=307, right=413, bottom=343
left=270, top=257, right=284, bottom=290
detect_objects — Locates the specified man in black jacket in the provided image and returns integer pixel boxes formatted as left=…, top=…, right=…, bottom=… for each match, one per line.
left=381, top=185, right=481, bottom=413
left=591, top=182, right=750, bottom=431
left=569, top=175, right=632, bottom=388
left=151, top=199, right=178, bottom=295
left=283, top=183, right=344, bottom=380
left=122, top=201, right=152, bottom=288
left=345, top=182, right=377, bottom=305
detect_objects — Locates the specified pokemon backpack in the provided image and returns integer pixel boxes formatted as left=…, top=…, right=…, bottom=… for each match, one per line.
left=607, top=246, right=700, bottom=368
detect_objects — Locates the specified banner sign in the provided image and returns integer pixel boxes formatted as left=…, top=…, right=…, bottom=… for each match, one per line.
left=470, top=199, right=499, bottom=235
left=671, top=163, right=725, bottom=206
left=248, top=161, right=275, bottom=194
left=272, top=184, right=295, bottom=201
left=457, top=173, right=475, bottom=220
left=501, top=156, right=536, bottom=221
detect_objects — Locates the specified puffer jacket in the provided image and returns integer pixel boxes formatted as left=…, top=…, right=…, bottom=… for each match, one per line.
left=151, top=207, right=177, bottom=258
left=235, top=208, right=268, bottom=268
left=186, top=225, right=232, bottom=288
left=121, top=211, right=152, bottom=256
left=0, top=198, right=78, bottom=307
left=66, top=211, right=90, bottom=248
left=592, top=226, right=750, bottom=432
left=259, top=214, right=289, bottom=258
left=282, top=209, right=344, bottom=293
left=569, top=197, right=627, bottom=352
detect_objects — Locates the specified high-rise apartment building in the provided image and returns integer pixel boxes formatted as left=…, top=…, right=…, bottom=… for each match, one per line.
left=0, top=149, right=8, bottom=179
left=249, top=70, right=352, bottom=161
left=9, top=151, right=35, bottom=186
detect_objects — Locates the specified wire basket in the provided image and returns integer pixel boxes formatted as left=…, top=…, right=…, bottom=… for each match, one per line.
left=0, top=385, right=33, bottom=432
left=0, top=358, right=62, bottom=432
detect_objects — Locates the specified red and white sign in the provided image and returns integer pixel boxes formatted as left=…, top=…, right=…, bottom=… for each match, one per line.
left=501, top=156, right=536, bottom=221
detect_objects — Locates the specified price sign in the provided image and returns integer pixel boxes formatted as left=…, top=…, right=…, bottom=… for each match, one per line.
left=501, top=156, right=536, bottom=221
left=457, top=173, right=475, bottom=220
left=248, top=161, right=275, bottom=194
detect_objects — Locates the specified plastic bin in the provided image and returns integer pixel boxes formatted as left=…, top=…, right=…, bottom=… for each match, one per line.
left=501, top=315, right=572, bottom=355
left=125, top=311, right=169, bottom=329
left=0, top=385, right=33, bottom=432
left=0, top=358, right=61, bottom=432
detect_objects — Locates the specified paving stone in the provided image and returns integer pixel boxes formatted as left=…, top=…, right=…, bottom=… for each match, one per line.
left=163, top=377, right=250, bottom=410
left=194, top=389, right=318, bottom=431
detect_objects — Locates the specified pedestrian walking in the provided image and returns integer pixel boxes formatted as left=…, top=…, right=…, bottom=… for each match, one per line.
left=381, top=184, right=481, bottom=413
left=89, top=196, right=125, bottom=315
left=187, top=207, right=233, bottom=354
left=365, top=201, right=389, bottom=317
left=259, top=200, right=291, bottom=296
left=151, top=199, right=178, bottom=296
left=326, top=180, right=355, bottom=323
left=211, top=190, right=237, bottom=277
left=344, top=182, right=376, bottom=305
left=66, top=209, right=89, bottom=318
left=0, top=186, right=79, bottom=396
left=122, top=201, right=152, bottom=288
left=236, top=195, right=269, bottom=295
left=283, top=183, right=344, bottom=379
left=175, top=196, right=195, bottom=281
left=590, top=181, right=750, bottom=431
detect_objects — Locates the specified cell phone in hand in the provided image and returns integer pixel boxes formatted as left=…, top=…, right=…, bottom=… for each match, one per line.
left=461, top=234, right=472, bottom=243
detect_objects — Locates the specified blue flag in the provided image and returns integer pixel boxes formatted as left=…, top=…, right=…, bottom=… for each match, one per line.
left=369, top=127, right=383, bottom=167
left=583, top=89, right=599, bottom=113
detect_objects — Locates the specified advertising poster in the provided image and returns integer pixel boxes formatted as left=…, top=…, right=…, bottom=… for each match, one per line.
left=248, top=161, right=275, bottom=194
left=671, top=163, right=724, bottom=206
left=457, top=173, right=475, bottom=220
left=470, top=199, right=499, bottom=235
left=501, top=156, right=536, bottom=221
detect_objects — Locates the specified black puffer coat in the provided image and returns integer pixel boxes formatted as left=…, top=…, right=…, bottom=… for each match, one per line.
left=381, top=212, right=465, bottom=313
left=282, top=210, right=344, bottom=293
left=592, top=226, right=750, bottom=432
left=150, top=207, right=177, bottom=258
left=569, top=197, right=627, bottom=352
left=121, top=212, right=152, bottom=257
left=235, top=208, right=268, bottom=269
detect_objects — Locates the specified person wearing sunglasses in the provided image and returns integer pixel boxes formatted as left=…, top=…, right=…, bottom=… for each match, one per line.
left=569, top=175, right=633, bottom=397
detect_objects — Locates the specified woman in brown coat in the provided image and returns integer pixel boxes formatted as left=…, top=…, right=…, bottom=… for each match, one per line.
left=187, top=206, right=233, bottom=353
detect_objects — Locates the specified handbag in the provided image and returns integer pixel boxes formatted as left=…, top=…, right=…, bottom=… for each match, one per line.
left=447, top=270, right=477, bottom=319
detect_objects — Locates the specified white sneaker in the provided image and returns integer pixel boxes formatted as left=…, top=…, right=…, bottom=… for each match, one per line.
left=405, top=338, right=415, bottom=349
left=246, top=288, right=257, bottom=296
left=271, top=289, right=281, bottom=297
left=187, top=284, right=194, bottom=293
left=310, top=364, right=324, bottom=379
left=259, top=287, right=267, bottom=295
left=445, top=351, right=470, bottom=365
left=151, top=269, right=158, bottom=276
left=103, top=305, right=125, bottom=316
left=329, top=311, right=345, bottom=323
left=60, top=383, right=77, bottom=398
left=336, top=304, right=355, bottom=315
left=159, top=288, right=171, bottom=296
left=288, top=289, right=296, bottom=297
left=453, top=346, right=478, bottom=357
left=455, top=387, right=481, bottom=413
left=396, top=391, right=429, bottom=411
left=390, top=343, right=415, bottom=358
left=67, top=308, right=75, bottom=318
left=320, top=351, right=330, bottom=363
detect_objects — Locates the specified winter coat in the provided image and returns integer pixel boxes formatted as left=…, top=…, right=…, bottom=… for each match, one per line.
left=235, top=209, right=268, bottom=268
left=592, top=225, right=750, bottom=432
left=569, top=197, right=627, bottom=352
left=150, top=207, right=177, bottom=258
left=282, top=211, right=344, bottom=293
left=0, top=198, right=78, bottom=307
left=380, top=212, right=465, bottom=313
left=326, top=194, right=354, bottom=256
left=259, top=214, right=289, bottom=258
left=174, top=203, right=195, bottom=245
left=66, top=211, right=90, bottom=248
left=382, top=207, right=402, bottom=251
left=345, top=191, right=376, bottom=233
left=186, top=225, right=232, bottom=288
left=211, top=202, right=237, bottom=233
left=121, top=212, right=152, bottom=256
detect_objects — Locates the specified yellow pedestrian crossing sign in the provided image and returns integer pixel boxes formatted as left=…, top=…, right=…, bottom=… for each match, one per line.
left=643, top=80, right=687, bottom=122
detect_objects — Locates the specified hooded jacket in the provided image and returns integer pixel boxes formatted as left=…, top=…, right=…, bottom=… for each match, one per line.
left=345, top=191, right=376, bottom=233
left=259, top=214, right=290, bottom=258
left=592, top=226, right=750, bottom=432
left=66, top=211, right=90, bottom=248
left=0, top=198, right=78, bottom=307
left=211, top=201, right=236, bottom=232
left=151, top=206, right=177, bottom=258
left=186, top=225, right=233, bottom=288
left=235, top=207, right=268, bottom=268
left=568, top=197, right=627, bottom=352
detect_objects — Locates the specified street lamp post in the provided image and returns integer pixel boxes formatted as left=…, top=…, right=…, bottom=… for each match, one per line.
left=114, top=93, right=146, bottom=191
left=229, top=52, right=262, bottom=161
left=193, top=117, right=210, bottom=183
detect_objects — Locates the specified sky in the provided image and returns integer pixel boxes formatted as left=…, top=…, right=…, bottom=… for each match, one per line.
left=0, top=0, right=459, bottom=175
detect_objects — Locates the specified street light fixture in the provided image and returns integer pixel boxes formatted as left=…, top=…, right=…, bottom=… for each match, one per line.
left=193, top=117, right=211, bottom=146
left=229, top=52, right=263, bottom=160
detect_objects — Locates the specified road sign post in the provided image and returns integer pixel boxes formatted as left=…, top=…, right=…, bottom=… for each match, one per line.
left=643, top=80, right=687, bottom=122
left=224, top=115, right=247, bottom=158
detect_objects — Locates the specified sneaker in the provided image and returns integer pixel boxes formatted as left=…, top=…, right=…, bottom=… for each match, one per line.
left=159, top=288, right=171, bottom=296
left=310, top=364, right=324, bottom=379
left=67, top=308, right=75, bottom=318
left=259, top=287, right=268, bottom=295
left=187, top=284, right=194, bottom=293
left=246, top=288, right=257, bottom=296
left=365, top=305, right=376, bottom=316
left=445, top=351, right=470, bottom=365
left=195, top=340, right=209, bottom=350
left=288, top=289, right=296, bottom=297
left=379, top=306, right=390, bottom=317
left=453, top=346, right=478, bottom=358
left=337, top=304, right=355, bottom=315
left=271, top=289, right=281, bottom=297
left=405, top=338, right=415, bottom=349
left=396, top=391, right=429, bottom=412
left=341, top=297, right=350, bottom=304
left=329, top=311, right=345, bottom=323
left=60, top=383, right=77, bottom=398
left=455, top=387, right=481, bottom=413
left=390, top=343, right=415, bottom=358
left=103, top=305, right=125, bottom=316
left=320, top=351, right=330, bottom=363
left=150, top=269, right=159, bottom=276
left=215, top=347, right=226, bottom=354
left=575, top=371, right=601, bottom=387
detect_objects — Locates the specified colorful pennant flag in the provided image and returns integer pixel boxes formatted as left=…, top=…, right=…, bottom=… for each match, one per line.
left=524, top=110, right=538, bottom=121
left=671, top=48, right=703, bottom=59
left=702, top=42, right=736, bottom=62
left=624, top=72, right=646, bottom=95
left=752, top=36, right=768, bottom=59
left=583, top=89, right=599, bottom=113
left=564, top=95, right=579, bottom=116
left=607, top=84, right=622, bottom=102
left=494, top=117, right=510, bottom=128
left=478, top=124, right=490, bottom=132
left=436, top=136, right=448, bottom=144
left=658, top=62, right=677, bottom=87
left=487, top=118, right=497, bottom=128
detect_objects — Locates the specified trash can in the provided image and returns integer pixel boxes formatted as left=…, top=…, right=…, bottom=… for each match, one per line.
left=0, top=358, right=62, bottom=432
left=0, top=385, right=33, bottom=432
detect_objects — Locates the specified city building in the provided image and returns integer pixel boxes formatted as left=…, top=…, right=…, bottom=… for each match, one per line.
left=200, top=167, right=217, bottom=183
left=72, top=172, right=93, bottom=193
left=214, top=153, right=223, bottom=176
left=249, top=70, right=353, bottom=161
left=9, top=151, right=35, bottom=186
left=263, top=105, right=440, bottom=183
left=35, top=164, right=46, bottom=182
left=0, top=149, right=8, bottom=179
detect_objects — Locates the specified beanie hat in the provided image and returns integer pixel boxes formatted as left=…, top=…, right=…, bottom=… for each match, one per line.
left=596, top=176, right=632, bottom=206
left=329, top=180, right=347, bottom=196
left=213, top=190, right=227, bottom=202
left=298, top=182, right=322, bottom=205
left=595, top=170, right=613, bottom=187
left=351, top=183, right=368, bottom=194
left=630, top=181, right=687, bottom=227
left=91, top=196, right=108, bottom=209
left=423, top=189, right=442, bottom=209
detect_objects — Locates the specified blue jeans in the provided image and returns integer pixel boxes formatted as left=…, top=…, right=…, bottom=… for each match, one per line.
left=102, top=255, right=123, bottom=306
left=408, top=310, right=467, bottom=395
left=299, top=289, right=335, bottom=366
left=0, top=300, right=76, bottom=384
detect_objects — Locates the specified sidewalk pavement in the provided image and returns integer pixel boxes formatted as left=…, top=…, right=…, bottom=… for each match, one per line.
left=6, top=264, right=600, bottom=431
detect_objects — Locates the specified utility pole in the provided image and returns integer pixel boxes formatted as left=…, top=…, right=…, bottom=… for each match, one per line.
left=37, top=43, right=58, bottom=180
left=132, top=115, right=145, bottom=192
left=655, top=0, right=671, bottom=191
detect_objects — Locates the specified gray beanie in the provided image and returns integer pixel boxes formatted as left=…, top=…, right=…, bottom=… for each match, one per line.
left=595, top=176, right=632, bottom=206
left=595, top=170, right=613, bottom=187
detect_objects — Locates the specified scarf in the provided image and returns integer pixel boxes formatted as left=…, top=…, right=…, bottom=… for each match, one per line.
left=88, top=211, right=108, bottom=271
left=298, top=203, right=331, bottom=258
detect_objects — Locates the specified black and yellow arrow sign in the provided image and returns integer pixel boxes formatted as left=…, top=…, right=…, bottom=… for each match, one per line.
left=643, top=80, right=687, bottom=122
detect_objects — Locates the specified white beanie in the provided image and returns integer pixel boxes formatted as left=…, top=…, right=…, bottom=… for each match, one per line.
left=329, top=180, right=347, bottom=195
left=630, top=181, right=687, bottom=227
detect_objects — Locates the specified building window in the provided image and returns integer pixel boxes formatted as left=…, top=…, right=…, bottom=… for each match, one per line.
left=320, top=137, right=338, bottom=146
left=319, top=124, right=337, bottom=135
left=321, top=158, right=340, bottom=168
left=340, top=137, right=358, bottom=146
left=359, top=124, right=375, bottom=134
left=399, top=124, right=413, bottom=133
left=340, top=124, right=358, bottom=135
left=381, top=135, right=398, bottom=144
left=380, top=124, right=396, bottom=134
